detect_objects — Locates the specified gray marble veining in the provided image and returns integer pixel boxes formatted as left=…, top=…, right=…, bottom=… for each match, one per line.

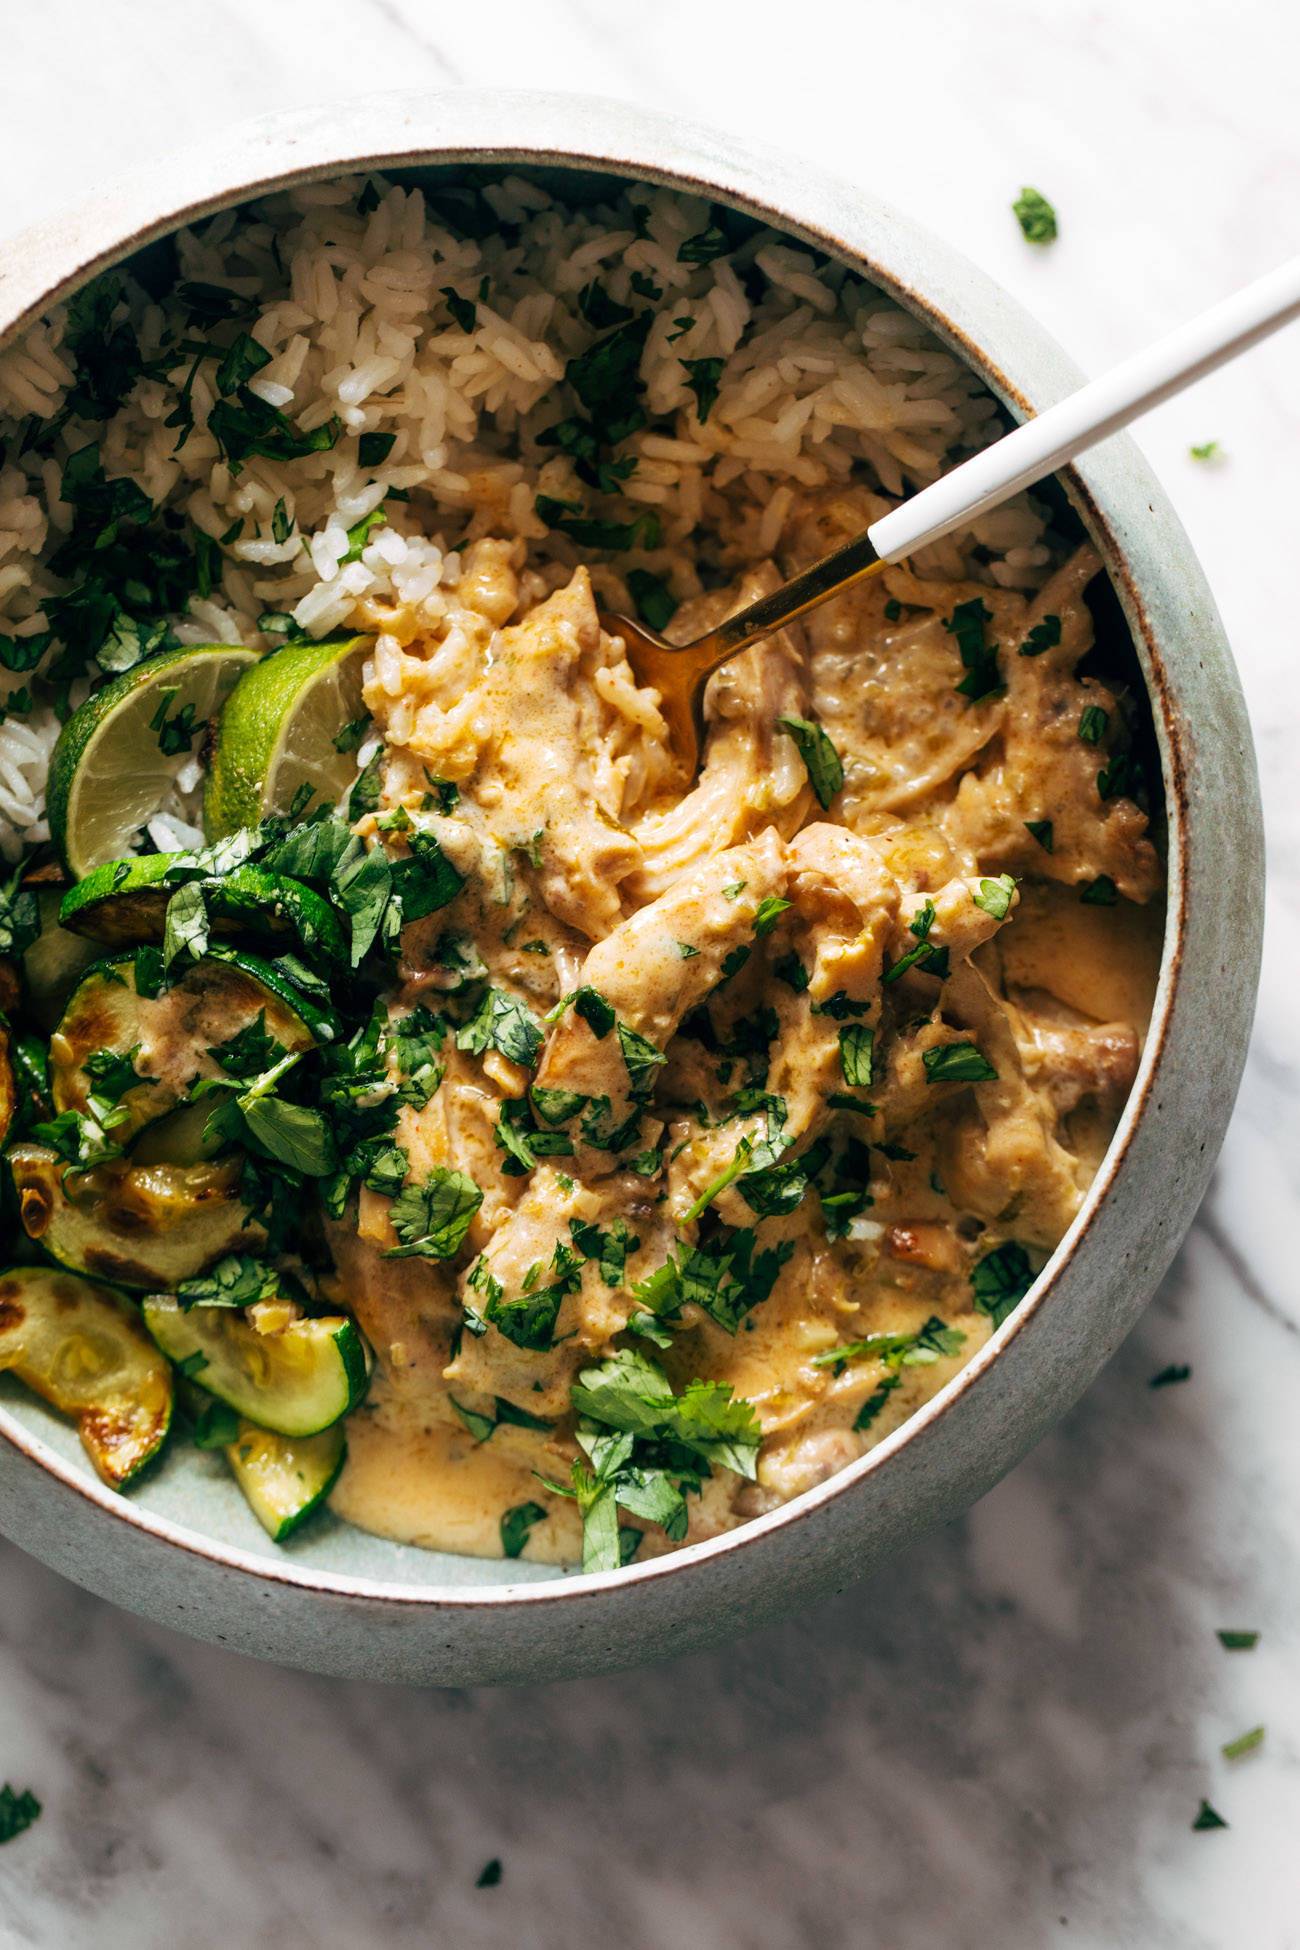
left=1, top=0, right=1297, bottom=1944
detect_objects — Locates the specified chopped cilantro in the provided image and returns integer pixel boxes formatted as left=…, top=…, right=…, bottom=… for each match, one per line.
left=625, top=567, right=678, bottom=632
left=1097, top=750, right=1143, bottom=802
left=384, top=1168, right=482, bottom=1259
left=1013, top=186, right=1058, bottom=243
left=1024, top=818, right=1054, bottom=852
left=530, top=1086, right=588, bottom=1126
left=441, top=286, right=478, bottom=333
left=1216, top=1630, right=1259, bottom=1651
left=534, top=494, right=660, bottom=553
left=564, top=985, right=616, bottom=1038
left=923, top=1043, right=998, bottom=1085
left=944, top=598, right=1001, bottom=701
left=838, top=1023, right=875, bottom=1088
left=815, top=1315, right=965, bottom=1374
left=1078, top=704, right=1109, bottom=745
left=777, top=714, right=843, bottom=808
left=358, top=430, right=396, bottom=467
left=207, top=392, right=342, bottom=471
left=971, top=1240, right=1034, bottom=1325
left=500, top=1501, right=547, bottom=1559
left=176, top=1253, right=278, bottom=1311
left=1149, top=1364, right=1191, bottom=1389
left=476, top=1858, right=503, bottom=1889
left=681, top=356, right=725, bottom=421
left=883, top=900, right=949, bottom=984
left=0, top=1785, right=41, bottom=1845
left=494, top=1098, right=574, bottom=1175
left=617, top=1020, right=667, bottom=1096
left=753, top=895, right=792, bottom=936
left=677, top=222, right=729, bottom=264
left=215, top=332, right=271, bottom=396
left=456, top=986, right=544, bottom=1069
left=1018, top=614, right=1061, bottom=657
left=1080, top=875, right=1119, bottom=906
left=973, top=873, right=1017, bottom=920
left=487, top=1246, right=581, bottom=1349
left=341, top=504, right=388, bottom=566
left=1191, top=1800, right=1228, bottom=1832
left=0, top=867, right=42, bottom=959
left=1190, top=441, right=1222, bottom=462
left=773, top=950, right=809, bottom=993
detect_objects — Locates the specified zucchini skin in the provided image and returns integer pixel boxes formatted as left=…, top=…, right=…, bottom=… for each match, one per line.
left=142, top=1299, right=370, bottom=1438
left=224, top=1420, right=347, bottom=1540
left=60, top=860, right=347, bottom=967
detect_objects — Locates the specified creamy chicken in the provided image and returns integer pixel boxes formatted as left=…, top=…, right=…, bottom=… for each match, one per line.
left=327, top=491, right=1162, bottom=1564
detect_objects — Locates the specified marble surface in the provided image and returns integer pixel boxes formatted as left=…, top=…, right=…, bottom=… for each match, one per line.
left=2, top=2, right=1298, bottom=1944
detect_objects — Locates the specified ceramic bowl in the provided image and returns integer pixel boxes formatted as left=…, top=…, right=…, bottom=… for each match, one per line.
left=0, top=90, right=1263, bottom=1686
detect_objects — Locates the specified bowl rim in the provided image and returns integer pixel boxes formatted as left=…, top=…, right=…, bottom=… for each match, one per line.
left=0, top=86, right=1195, bottom=1614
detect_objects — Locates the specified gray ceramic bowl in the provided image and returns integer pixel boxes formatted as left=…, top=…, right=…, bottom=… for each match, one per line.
left=0, top=90, right=1263, bottom=1686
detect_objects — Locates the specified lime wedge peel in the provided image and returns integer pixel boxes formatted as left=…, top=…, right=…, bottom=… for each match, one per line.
left=47, top=645, right=258, bottom=879
left=203, top=635, right=370, bottom=840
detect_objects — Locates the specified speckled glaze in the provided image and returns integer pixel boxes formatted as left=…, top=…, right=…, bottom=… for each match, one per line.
left=0, top=90, right=1263, bottom=1687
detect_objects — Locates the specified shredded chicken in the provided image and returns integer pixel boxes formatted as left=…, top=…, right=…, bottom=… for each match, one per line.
left=331, top=520, right=1163, bottom=1565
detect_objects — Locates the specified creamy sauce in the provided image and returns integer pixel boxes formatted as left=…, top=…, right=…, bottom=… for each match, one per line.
left=328, top=492, right=1163, bottom=1563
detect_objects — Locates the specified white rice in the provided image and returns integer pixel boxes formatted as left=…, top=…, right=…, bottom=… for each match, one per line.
left=0, top=170, right=1053, bottom=861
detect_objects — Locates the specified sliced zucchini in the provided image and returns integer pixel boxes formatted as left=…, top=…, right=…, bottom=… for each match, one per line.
left=224, top=1418, right=346, bottom=1539
left=60, top=857, right=346, bottom=965
left=0, top=1263, right=172, bottom=1487
left=142, top=1296, right=368, bottom=1437
left=50, top=946, right=335, bottom=1147
left=22, top=885, right=100, bottom=1027
left=0, top=1022, right=14, bottom=1148
left=8, top=1142, right=261, bottom=1288
left=7, top=1029, right=51, bottom=1134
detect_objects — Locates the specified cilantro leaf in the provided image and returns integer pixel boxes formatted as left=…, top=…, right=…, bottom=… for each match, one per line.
left=456, top=987, right=543, bottom=1068
left=677, top=222, right=729, bottom=264
left=626, top=568, right=678, bottom=632
left=1018, top=615, right=1061, bottom=657
left=971, top=1240, right=1035, bottom=1325
left=922, top=1043, right=998, bottom=1084
left=500, top=1501, right=548, bottom=1558
left=838, top=1023, right=875, bottom=1088
left=944, top=598, right=1001, bottom=701
left=753, top=895, right=792, bottom=936
left=681, top=356, right=724, bottom=421
left=358, top=430, right=396, bottom=467
left=972, top=874, right=1017, bottom=920
left=207, top=1011, right=287, bottom=1079
left=176, top=1253, right=279, bottom=1310
left=617, top=1020, right=666, bottom=1096
left=385, top=1168, right=482, bottom=1259
left=0, top=1785, right=42, bottom=1845
left=1013, top=186, right=1058, bottom=243
left=777, top=714, right=843, bottom=808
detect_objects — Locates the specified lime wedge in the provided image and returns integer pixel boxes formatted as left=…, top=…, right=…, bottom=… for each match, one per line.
left=47, top=645, right=258, bottom=879
left=203, top=635, right=370, bottom=839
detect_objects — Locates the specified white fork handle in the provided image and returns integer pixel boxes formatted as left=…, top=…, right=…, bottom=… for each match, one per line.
left=867, top=255, right=1300, bottom=564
